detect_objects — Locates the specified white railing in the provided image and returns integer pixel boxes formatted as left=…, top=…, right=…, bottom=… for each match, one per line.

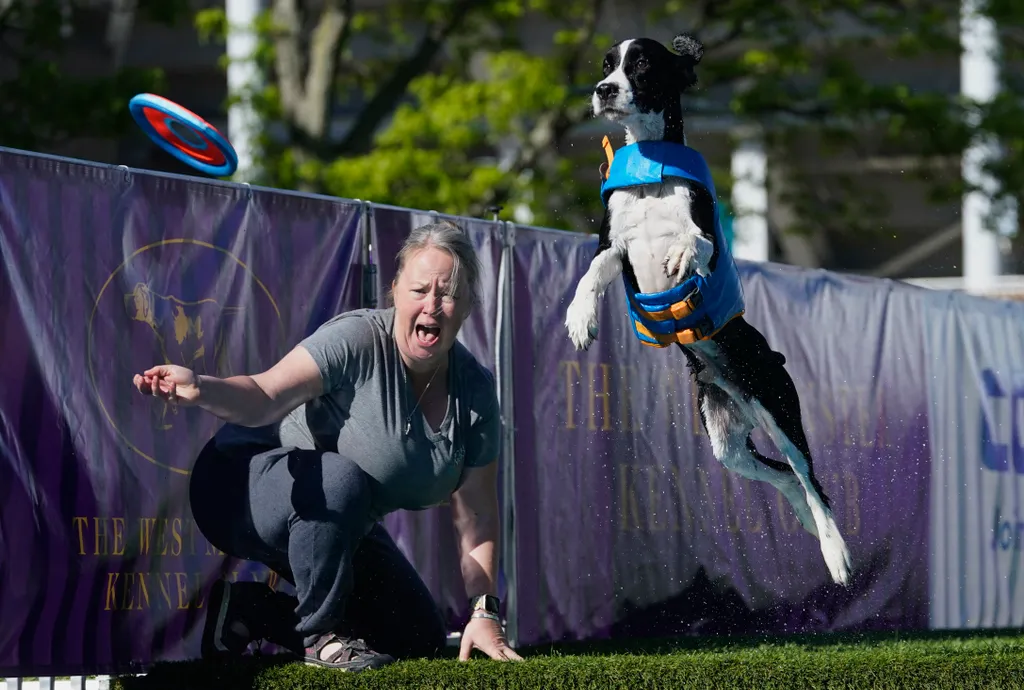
left=2, top=678, right=110, bottom=690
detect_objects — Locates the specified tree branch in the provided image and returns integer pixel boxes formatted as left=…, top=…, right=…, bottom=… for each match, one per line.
left=703, top=16, right=748, bottom=54
left=472, top=0, right=606, bottom=215
left=271, top=0, right=304, bottom=119
left=689, top=0, right=721, bottom=36
left=272, top=0, right=355, bottom=139
left=0, top=32, right=19, bottom=59
left=298, top=0, right=353, bottom=137
left=562, top=0, right=605, bottom=86
left=333, top=0, right=479, bottom=156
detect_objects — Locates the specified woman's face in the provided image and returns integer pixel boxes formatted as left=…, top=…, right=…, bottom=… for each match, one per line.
left=392, top=246, right=469, bottom=371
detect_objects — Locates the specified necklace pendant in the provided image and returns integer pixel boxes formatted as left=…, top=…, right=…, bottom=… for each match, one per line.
left=404, top=419, right=412, bottom=436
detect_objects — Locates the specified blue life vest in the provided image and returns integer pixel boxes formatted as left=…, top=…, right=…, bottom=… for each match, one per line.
left=599, top=139, right=745, bottom=348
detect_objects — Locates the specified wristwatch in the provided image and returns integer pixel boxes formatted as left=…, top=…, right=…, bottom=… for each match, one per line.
left=469, top=594, right=500, bottom=615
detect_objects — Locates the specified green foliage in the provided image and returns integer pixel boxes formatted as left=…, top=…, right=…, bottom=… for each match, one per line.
left=194, top=7, right=228, bottom=44
left=706, top=0, right=1021, bottom=237
left=193, top=0, right=609, bottom=227
left=315, top=52, right=584, bottom=226
left=199, top=0, right=1021, bottom=239
left=5, top=0, right=1023, bottom=241
left=113, top=629, right=1024, bottom=690
left=0, top=0, right=184, bottom=152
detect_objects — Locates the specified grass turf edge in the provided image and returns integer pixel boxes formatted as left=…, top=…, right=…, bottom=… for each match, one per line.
left=110, top=643, right=1024, bottom=690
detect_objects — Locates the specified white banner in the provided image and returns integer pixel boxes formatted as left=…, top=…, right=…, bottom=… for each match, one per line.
left=926, top=290, right=1024, bottom=628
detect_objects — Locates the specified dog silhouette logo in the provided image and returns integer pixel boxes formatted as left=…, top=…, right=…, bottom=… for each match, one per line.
left=88, top=239, right=284, bottom=475
left=123, top=283, right=245, bottom=431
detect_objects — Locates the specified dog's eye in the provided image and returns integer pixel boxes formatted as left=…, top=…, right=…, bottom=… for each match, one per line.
left=636, top=57, right=649, bottom=70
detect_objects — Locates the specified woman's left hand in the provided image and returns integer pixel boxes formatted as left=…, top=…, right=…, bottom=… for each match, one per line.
left=458, top=616, right=524, bottom=662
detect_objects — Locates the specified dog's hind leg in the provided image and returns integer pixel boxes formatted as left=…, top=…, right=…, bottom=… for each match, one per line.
left=739, top=377, right=853, bottom=587
left=744, top=437, right=819, bottom=538
left=695, top=323, right=852, bottom=585
left=697, top=383, right=818, bottom=539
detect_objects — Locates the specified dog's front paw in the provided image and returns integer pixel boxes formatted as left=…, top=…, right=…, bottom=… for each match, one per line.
left=565, top=294, right=599, bottom=351
left=663, top=235, right=713, bottom=283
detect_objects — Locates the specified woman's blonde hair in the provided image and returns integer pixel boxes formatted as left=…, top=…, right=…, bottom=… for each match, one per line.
left=388, top=219, right=481, bottom=308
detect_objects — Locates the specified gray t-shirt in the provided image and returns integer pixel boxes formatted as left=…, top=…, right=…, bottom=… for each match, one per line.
left=274, top=307, right=500, bottom=519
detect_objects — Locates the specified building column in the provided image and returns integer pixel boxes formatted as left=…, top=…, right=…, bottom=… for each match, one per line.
left=730, top=127, right=769, bottom=262
left=960, top=0, right=1016, bottom=292
left=226, top=0, right=264, bottom=181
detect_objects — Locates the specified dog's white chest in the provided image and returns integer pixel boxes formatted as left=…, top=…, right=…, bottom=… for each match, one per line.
left=608, top=182, right=699, bottom=294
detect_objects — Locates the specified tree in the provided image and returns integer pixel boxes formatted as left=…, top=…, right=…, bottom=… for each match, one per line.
left=195, top=0, right=1022, bottom=258
left=196, top=0, right=610, bottom=229
left=0, top=0, right=188, bottom=153
left=698, top=0, right=1021, bottom=253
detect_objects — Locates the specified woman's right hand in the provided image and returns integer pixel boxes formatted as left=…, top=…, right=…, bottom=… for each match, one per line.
left=132, top=365, right=201, bottom=406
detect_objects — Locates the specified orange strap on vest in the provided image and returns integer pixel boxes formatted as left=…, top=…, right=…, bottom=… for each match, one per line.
left=599, top=135, right=614, bottom=180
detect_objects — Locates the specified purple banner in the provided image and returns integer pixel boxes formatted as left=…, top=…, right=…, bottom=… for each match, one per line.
left=510, top=226, right=931, bottom=645
left=0, top=144, right=941, bottom=676
left=0, top=149, right=363, bottom=676
left=370, top=206, right=509, bottom=631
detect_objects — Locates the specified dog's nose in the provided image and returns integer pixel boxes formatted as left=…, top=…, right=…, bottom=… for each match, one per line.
left=595, top=82, right=618, bottom=101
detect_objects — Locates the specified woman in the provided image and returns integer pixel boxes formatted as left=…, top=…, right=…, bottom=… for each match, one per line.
left=132, top=219, right=522, bottom=672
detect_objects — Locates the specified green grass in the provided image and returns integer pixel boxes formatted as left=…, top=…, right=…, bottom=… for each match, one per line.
left=112, top=628, right=1024, bottom=690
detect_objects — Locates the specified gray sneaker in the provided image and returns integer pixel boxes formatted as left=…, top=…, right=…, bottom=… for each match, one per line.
left=304, top=633, right=395, bottom=672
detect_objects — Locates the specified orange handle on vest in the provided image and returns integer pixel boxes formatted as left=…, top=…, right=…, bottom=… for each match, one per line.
left=600, top=135, right=614, bottom=180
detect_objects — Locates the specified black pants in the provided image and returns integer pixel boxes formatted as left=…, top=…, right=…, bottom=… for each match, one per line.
left=188, top=435, right=447, bottom=660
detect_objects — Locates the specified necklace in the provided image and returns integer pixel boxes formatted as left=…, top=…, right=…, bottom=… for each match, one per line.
left=404, top=363, right=443, bottom=437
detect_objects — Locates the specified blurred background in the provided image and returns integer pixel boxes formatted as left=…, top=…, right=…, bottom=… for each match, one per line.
left=1, top=0, right=1022, bottom=290
left=3, top=3, right=1024, bottom=683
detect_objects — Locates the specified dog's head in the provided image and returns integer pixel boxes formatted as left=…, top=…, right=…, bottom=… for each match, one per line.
left=592, top=33, right=704, bottom=142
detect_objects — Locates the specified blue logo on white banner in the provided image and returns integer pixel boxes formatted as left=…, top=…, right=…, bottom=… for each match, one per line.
left=980, top=369, right=1024, bottom=560
left=926, top=299, right=1024, bottom=630
left=980, top=368, right=1024, bottom=475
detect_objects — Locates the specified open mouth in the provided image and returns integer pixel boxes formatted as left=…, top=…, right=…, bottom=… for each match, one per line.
left=415, top=324, right=442, bottom=347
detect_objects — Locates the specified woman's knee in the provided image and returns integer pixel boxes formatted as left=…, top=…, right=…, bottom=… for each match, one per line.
left=192, top=439, right=294, bottom=561
left=287, top=451, right=373, bottom=520
left=188, top=439, right=246, bottom=554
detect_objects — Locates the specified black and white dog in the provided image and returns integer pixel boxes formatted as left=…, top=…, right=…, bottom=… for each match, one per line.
left=564, top=33, right=853, bottom=586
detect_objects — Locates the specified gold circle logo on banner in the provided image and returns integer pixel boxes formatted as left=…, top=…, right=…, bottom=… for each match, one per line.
left=87, top=238, right=283, bottom=475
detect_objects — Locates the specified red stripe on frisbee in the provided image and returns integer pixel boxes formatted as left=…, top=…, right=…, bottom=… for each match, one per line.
left=142, top=106, right=228, bottom=167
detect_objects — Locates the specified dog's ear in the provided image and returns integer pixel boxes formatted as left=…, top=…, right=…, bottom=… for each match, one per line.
left=672, top=32, right=704, bottom=90
left=672, top=32, right=704, bottom=64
